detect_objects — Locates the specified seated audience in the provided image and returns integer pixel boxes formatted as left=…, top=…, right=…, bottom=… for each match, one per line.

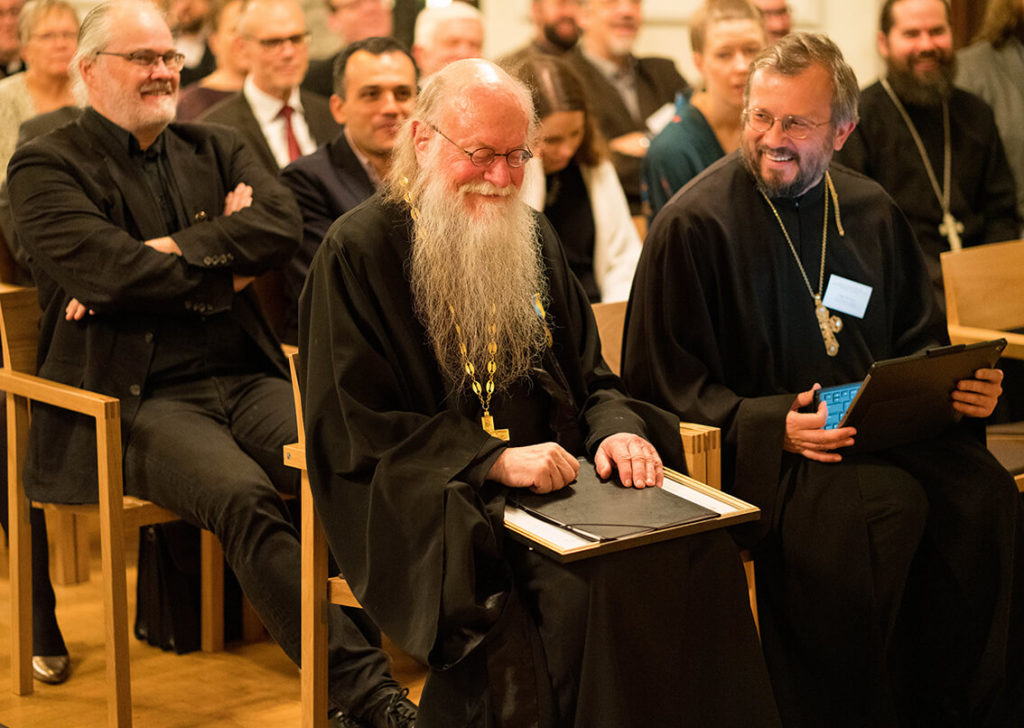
left=567, top=0, right=690, bottom=215
left=280, top=36, right=417, bottom=344
left=644, top=0, right=765, bottom=217
left=834, top=0, right=1018, bottom=308
left=514, top=54, right=640, bottom=302
left=624, top=32, right=1022, bottom=728
left=411, top=0, right=482, bottom=77
left=957, top=0, right=1024, bottom=226
left=0, top=0, right=77, bottom=184
left=175, top=0, right=248, bottom=121
left=302, top=0, right=392, bottom=98
left=298, top=56, right=781, bottom=728
left=7, top=3, right=414, bottom=726
left=500, top=0, right=582, bottom=66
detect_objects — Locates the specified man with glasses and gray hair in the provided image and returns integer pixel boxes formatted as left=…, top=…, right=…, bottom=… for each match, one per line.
left=201, top=0, right=339, bottom=172
left=7, top=2, right=415, bottom=726
left=625, top=31, right=1022, bottom=728
left=299, top=56, right=780, bottom=728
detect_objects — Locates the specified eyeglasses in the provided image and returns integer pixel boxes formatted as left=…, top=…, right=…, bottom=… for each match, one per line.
left=430, top=124, right=533, bottom=168
left=331, top=0, right=380, bottom=13
left=743, top=108, right=830, bottom=140
left=760, top=5, right=791, bottom=18
left=97, top=50, right=186, bottom=71
left=247, top=32, right=311, bottom=52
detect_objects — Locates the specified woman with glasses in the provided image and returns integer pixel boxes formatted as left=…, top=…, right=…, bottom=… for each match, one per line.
left=0, top=0, right=78, bottom=184
left=643, top=0, right=765, bottom=219
left=514, top=54, right=640, bottom=303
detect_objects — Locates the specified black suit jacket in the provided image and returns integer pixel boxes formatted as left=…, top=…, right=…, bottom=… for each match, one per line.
left=279, top=133, right=375, bottom=343
left=7, top=109, right=301, bottom=503
left=301, top=52, right=341, bottom=99
left=565, top=48, right=689, bottom=214
left=199, top=88, right=341, bottom=173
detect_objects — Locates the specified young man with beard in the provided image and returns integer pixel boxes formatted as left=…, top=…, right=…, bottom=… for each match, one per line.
left=298, top=57, right=781, bottom=728
left=624, top=32, right=1022, bottom=728
left=7, top=2, right=414, bottom=726
left=834, top=0, right=1019, bottom=309
left=500, top=0, right=583, bottom=67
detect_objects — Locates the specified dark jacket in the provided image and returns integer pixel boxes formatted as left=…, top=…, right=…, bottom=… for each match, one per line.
left=7, top=109, right=301, bottom=502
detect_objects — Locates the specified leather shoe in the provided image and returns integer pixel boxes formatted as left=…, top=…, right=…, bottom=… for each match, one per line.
left=32, top=655, right=71, bottom=685
left=330, top=709, right=367, bottom=728
left=363, top=688, right=416, bottom=728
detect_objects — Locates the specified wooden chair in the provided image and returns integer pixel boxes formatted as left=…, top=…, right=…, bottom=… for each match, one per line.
left=283, top=352, right=361, bottom=728
left=589, top=300, right=757, bottom=627
left=0, top=284, right=228, bottom=727
left=941, top=240, right=1024, bottom=490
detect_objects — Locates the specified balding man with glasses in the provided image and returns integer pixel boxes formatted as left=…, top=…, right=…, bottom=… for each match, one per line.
left=201, top=0, right=339, bottom=172
left=7, top=2, right=415, bottom=726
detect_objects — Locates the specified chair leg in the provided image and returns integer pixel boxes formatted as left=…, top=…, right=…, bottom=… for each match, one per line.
left=49, top=510, right=91, bottom=585
left=9, top=394, right=33, bottom=696
left=742, top=552, right=759, bottom=636
left=302, top=471, right=329, bottom=728
left=200, top=530, right=225, bottom=652
left=95, top=420, right=132, bottom=727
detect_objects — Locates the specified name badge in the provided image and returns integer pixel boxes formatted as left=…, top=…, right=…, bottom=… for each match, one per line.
left=823, top=274, right=872, bottom=319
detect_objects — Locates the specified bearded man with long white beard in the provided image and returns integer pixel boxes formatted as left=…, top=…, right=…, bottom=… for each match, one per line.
left=298, top=58, right=782, bottom=728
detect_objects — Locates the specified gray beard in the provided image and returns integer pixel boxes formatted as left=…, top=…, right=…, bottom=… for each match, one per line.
left=408, top=173, right=550, bottom=394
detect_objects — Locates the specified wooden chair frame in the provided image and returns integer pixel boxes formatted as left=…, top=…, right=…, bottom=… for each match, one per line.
left=941, top=240, right=1024, bottom=490
left=1, top=284, right=227, bottom=728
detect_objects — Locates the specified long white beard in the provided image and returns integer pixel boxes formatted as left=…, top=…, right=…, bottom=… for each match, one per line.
left=409, top=173, right=550, bottom=394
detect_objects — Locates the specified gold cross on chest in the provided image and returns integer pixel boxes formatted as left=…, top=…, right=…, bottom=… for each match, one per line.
left=481, top=414, right=509, bottom=441
left=939, top=211, right=964, bottom=251
left=814, top=296, right=842, bottom=357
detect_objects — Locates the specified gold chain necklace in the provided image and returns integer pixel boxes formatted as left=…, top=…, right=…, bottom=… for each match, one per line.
left=879, top=77, right=962, bottom=251
left=449, top=305, right=509, bottom=441
left=760, top=171, right=845, bottom=357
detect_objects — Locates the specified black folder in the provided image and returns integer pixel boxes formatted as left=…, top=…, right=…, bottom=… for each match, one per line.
left=509, top=458, right=718, bottom=542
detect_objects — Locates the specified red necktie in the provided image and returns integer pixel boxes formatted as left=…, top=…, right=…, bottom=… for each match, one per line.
left=277, top=104, right=302, bottom=163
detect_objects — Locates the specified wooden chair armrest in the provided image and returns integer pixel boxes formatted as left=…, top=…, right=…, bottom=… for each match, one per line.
left=0, top=368, right=117, bottom=420
left=283, top=441, right=305, bottom=470
left=947, top=325, right=1024, bottom=361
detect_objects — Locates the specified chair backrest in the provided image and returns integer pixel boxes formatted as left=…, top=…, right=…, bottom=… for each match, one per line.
left=287, top=351, right=305, bottom=446
left=591, top=300, right=627, bottom=376
left=941, top=239, right=1024, bottom=331
left=0, top=284, right=40, bottom=374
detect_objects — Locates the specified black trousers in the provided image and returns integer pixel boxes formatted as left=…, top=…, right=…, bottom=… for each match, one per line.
left=123, top=373, right=396, bottom=715
left=758, top=428, right=1021, bottom=728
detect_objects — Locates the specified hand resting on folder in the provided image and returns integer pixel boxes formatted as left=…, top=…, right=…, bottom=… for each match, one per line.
left=785, top=367, right=1004, bottom=463
left=487, top=433, right=664, bottom=494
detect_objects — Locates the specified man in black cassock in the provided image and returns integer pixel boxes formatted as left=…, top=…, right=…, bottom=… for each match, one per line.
left=298, top=58, right=781, bottom=728
left=834, top=0, right=1019, bottom=307
left=624, top=33, right=1022, bottom=728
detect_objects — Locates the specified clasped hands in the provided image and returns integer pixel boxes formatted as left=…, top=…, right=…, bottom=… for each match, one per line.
left=785, top=368, right=1003, bottom=463
left=487, top=432, right=664, bottom=494
left=65, top=183, right=255, bottom=321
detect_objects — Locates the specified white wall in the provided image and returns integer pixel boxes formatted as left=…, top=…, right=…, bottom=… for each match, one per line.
left=482, top=0, right=886, bottom=92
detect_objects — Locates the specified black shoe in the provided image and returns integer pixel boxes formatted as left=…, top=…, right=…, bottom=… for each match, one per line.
left=32, top=654, right=71, bottom=685
left=330, top=708, right=368, bottom=728
left=362, top=688, right=417, bottom=728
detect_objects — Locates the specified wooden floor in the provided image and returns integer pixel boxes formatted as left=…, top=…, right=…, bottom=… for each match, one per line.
left=0, top=525, right=427, bottom=727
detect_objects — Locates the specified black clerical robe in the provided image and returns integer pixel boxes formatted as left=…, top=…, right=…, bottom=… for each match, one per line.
left=299, top=195, right=780, bottom=728
left=623, top=153, right=1021, bottom=727
left=835, top=82, right=1019, bottom=303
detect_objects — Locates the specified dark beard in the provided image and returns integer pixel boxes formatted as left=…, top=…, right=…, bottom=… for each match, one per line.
left=542, top=22, right=579, bottom=52
left=885, top=54, right=956, bottom=107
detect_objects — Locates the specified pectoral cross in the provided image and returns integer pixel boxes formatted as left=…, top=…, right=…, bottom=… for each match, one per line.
left=939, top=211, right=964, bottom=252
left=481, top=413, right=509, bottom=441
left=814, top=295, right=842, bottom=357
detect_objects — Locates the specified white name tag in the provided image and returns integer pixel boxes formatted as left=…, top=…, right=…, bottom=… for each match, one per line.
left=822, top=274, right=872, bottom=319
left=646, top=102, right=676, bottom=135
